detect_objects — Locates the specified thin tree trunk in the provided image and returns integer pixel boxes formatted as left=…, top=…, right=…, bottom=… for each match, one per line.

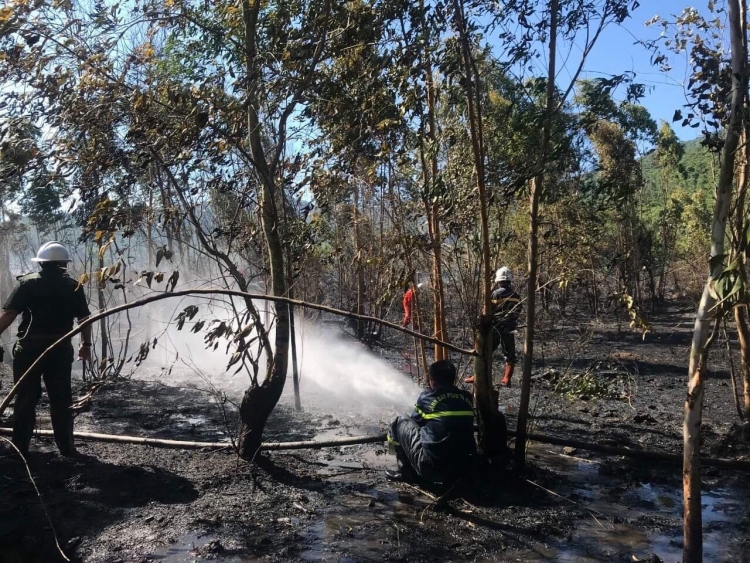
left=735, top=305, right=750, bottom=419
left=238, top=0, right=291, bottom=460
left=412, top=286, right=429, bottom=385
left=353, top=181, right=365, bottom=339
left=733, top=17, right=750, bottom=421
left=452, top=0, right=501, bottom=453
left=388, top=160, right=429, bottom=380
left=97, top=254, right=108, bottom=365
left=429, top=207, right=447, bottom=360
left=418, top=0, right=449, bottom=361
left=411, top=316, right=421, bottom=386
left=724, top=316, right=746, bottom=420
left=684, top=1, right=744, bottom=560
left=290, top=303, right=302, bottom=411
left=146, top=188, right=154, bottom=342
left=516, top=0, right=559, bottom=472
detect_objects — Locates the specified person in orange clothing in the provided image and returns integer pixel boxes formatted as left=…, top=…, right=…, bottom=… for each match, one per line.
left=401, top=282, right=423, bottom=327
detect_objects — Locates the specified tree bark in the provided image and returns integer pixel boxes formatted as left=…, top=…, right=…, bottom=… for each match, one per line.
left=516, top=0, right=559, bottom=472
left=733, top=22, right=750, bottom=422
left=451, top=0, right=502, bottom=453
left=353, top=181, right=365, bottom=339
left=97, top=254, right=108, bottom=367
left=737, top=305, right=750, bottom=419
left=238, top=0, right=290, bottom=460
left=420, top=0, right=449, bottom=362
left=290, top=302, right=302, bottom=411
left=684, top=1, right=744, bottom=560
left=389, top=160, right=429, bottom=379
left=725, top=315, right=746, bottom=420
left=412, top=285, right=429, bottom=385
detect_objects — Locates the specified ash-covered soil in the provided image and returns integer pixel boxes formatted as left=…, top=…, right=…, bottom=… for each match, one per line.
left=491, top=300, right=750, bottom=462
left=1, top=299, right=749, bottom=563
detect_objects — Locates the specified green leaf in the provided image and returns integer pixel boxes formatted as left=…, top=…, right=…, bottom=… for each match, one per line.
left=727, top=273, right=744, bottom=300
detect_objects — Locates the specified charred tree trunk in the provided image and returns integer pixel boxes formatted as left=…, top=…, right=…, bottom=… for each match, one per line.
left=237, top=0, right=291, bottom=460
left=517, top=0, right=558, bottom=472
left=683, top=1, right=744, bottom=560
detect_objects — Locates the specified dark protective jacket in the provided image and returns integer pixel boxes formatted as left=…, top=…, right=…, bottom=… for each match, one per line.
left=491, top=283, right=521, bottom=329
left=411, top=384, right=476, bottom=465
left=4, top=269, right=91, bottom=341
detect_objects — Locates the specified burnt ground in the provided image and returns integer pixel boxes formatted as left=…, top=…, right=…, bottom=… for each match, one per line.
left=1, top=299, right=749, bottom=563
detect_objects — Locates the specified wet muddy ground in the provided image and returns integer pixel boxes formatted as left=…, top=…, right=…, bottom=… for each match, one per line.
left=1, top=300, right=749, bottom=562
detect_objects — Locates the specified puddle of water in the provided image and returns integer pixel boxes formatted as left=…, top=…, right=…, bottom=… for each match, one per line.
left=526, top=449, right=749, bottom=562
left=170, top=414, right=211, bottom=427
left=148, top=532, right=262, bottom=562
left=299, top=484, right=428, bottom=563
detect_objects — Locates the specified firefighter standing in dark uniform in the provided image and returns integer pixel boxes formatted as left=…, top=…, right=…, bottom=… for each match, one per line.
left=466, top=266, right=521, bottom=387
left=0, top=242, right=92, bottom=456
left=386, top=360, right=476, bottom=483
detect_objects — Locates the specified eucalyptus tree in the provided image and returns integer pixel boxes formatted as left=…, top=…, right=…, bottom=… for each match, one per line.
left=479, top=0, right=640, bottom=469
left=0, top=0, right=400, bottom=457
left=653, top=121, right=687, bottom=300
left=648, top=2, right=747, bottom=561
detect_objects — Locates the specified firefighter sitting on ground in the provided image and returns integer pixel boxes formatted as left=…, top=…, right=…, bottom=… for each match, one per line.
left=386, top=359, right=476, bottom=483
left=466, top=266, right=521, bottom=387
left=0, top=242, right=92, bottom=457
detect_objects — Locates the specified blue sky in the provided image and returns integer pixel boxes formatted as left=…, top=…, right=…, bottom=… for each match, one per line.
left=578, top=0, right=713, bottom=141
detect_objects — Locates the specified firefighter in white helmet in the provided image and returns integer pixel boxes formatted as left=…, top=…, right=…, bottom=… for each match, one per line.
left=0, top=242, right=92, bottom=456
left=466, top=267, right=521, bottom=387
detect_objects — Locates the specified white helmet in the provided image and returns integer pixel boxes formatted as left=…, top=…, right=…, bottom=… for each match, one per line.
left=32, top=241, right=72, bottom=263
left=495, top=267, right=512, bottom=283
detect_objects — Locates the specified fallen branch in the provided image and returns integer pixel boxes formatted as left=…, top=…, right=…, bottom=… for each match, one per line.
left=3, top=426, right=749, bottom=470
left=0, top=438, right=71, bottom=561
left=72, top=380, right=110, bottom=413
left=0, top=288, right=476, bottom=419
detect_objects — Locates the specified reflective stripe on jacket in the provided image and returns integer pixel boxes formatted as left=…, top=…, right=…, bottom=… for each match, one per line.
left=411, top=385, right=476, bottom=464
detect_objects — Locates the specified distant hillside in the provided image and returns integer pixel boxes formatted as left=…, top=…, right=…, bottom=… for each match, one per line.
left=641, top=138, right=718, bottom=203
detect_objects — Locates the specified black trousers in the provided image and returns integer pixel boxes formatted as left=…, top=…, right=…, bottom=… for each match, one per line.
left=492, top=324, right=516, bottom=364
left=12, top=340, right=75, bottom=455
left=388, top=415, right=464, bottom=484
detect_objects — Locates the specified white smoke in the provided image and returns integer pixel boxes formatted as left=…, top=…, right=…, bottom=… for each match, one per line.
left=132, top=297, right=420, bottom=419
